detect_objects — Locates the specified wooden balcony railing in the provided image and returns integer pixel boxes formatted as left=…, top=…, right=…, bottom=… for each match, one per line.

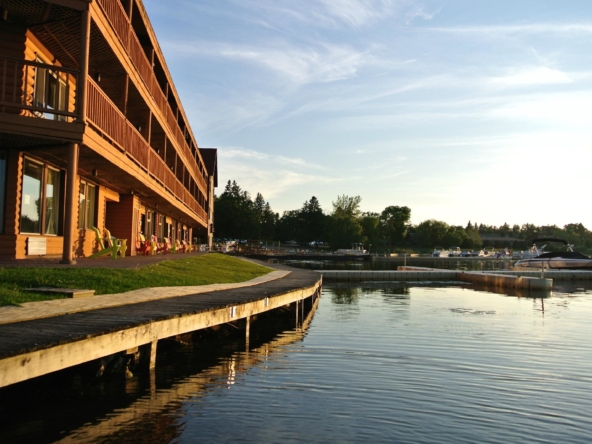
left=87, top=78, right=207, bottom=224
left=0, top=56, right=78, bottom=121
left=96, top=0, right=208, bottom=193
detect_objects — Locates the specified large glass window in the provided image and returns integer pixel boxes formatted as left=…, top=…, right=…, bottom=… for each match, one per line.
left=20, top=158, right=64, bottom=235
left=0, top=152, right=7, bottom=234
left=44, top=168, right=61, bottom=235
left=78, top=181, right=97, bottom=230
left=20, top=160, right=43, bottom=234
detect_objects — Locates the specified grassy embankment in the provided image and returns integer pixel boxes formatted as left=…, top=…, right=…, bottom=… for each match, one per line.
left=0, top=253, right=272, bottom=307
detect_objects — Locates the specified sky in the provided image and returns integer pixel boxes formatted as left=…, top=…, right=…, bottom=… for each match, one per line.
left=143, top=0, right=592, bottom=229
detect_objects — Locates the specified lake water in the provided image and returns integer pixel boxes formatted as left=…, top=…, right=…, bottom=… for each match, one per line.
left=3, top=280, right=592, bottom=443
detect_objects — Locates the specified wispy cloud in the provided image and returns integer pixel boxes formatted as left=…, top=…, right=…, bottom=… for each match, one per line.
left=233, top=0, right=434, bottom=30
left=217, top=146, right=346, bottom=208
left=317, top=0, right=397, bottom=28
left=167, top=40, right=366, bottom=85
left=427, top=23, right=592, bottom=36
left=220, top=148, right=328, bottom=170
left=191, top=92, right=283, bottom=134
left=488, top=67, right=573, bottom=87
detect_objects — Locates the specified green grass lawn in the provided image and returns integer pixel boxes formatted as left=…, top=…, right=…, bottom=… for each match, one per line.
left=0, top=254, right=272, bottom=306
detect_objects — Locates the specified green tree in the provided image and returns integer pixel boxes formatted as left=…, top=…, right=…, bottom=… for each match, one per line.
left=466, top=224, right=482, bottom=248
left=276, top=210, right=302, bottom=242
left=214, top=180, right=259, bottom=239
left=300, top=196, right=326, bottom=243
left=361, top=214, right=380, bottom=252
left=414, top=219, right=450, bottom=247
left=332, top=195, right=362, bottom=219
left=379, top=205, right=411, bottom=246
left=328, top=195, right=364, bottom=249
left=261, top=203, right=278, bottom=240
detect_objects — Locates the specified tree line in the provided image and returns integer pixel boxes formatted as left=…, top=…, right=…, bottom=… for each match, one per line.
left=214, top=181, right=592, bottom=251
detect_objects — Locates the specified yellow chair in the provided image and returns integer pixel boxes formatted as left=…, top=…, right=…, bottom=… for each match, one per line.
left=89, top=227, right=120, bottom=259
left=104, top=228, right=127, bottom=258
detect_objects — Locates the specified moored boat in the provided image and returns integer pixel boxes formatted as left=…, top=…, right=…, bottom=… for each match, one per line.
left=335, top=243, right=368, bottom=257
left=514, top=238, right=592, bottom=270
left=432, top=246, right=449, bottom=257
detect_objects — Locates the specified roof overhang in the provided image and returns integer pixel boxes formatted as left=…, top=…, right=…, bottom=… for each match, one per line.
left=199, top=148, right=218, bottom=188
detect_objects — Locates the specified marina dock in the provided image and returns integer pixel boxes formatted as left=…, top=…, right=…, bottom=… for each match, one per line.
left=316, top=267, right=590, bottom=291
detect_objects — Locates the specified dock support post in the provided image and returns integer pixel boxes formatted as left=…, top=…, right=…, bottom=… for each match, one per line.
left=301, top=296, right=304, bottom=323
left=149, top=340, right=158, bottom=370
left=295, top=300, right=299, bottom=328
left=150, top=368, right=156, bottom=397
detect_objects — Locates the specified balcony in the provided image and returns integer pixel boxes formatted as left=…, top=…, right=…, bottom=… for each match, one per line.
left=87, top=78, right=207, bottom=222
left=0, top=56, right=78, bottom=122
left=0, top=54, right=206, bottom=223
left=95, top=0, right=208, bottom=194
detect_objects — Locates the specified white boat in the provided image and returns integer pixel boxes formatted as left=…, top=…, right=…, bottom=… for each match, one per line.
left=482, top=246, right=497, bottom=258
left=448, top=246, right=461, bottom=257
left=432, top=246, right=449, bottom=257
left=335, top=243, right=368, bottom=256
left=514, top=238, right=592, bottom=270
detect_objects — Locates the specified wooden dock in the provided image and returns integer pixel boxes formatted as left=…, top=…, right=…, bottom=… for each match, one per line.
left=0, top=270, right=322, bottom=388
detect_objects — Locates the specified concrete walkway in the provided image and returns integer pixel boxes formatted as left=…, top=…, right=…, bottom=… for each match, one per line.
left=0, top=269, right=290, bottom=326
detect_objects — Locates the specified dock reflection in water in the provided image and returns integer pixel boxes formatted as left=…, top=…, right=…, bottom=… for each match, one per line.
left=3, top=282, right=592, bottom=443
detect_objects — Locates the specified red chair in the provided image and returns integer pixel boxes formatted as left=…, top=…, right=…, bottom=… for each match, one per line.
left=136, top=234, right=151, bottom=256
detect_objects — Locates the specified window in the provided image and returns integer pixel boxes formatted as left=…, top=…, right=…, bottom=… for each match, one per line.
left=45, top=168, right=61, bottom=235
left=20, top=158, right=63, bottom=235
left=78, top=181, right=97, bottom=230
left=145, top=210, right=155, bottom=237
left=0, top=152, right=6, bottom=234
left=157, top=214, right=164, bottom=239
left=33, top=58, right=68, bottom=121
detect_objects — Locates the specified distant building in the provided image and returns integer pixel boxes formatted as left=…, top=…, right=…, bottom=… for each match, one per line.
left=480, top=235, right=523, bottom=248
left=0, top=0, right=216, bottom=261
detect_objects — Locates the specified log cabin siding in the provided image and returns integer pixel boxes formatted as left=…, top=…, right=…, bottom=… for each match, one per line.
left=3, top=151, right=21, bottom=237
left=0, top=24, right=27, bottom=115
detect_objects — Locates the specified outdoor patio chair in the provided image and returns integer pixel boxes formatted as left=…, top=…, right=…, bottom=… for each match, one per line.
left=104, top=228, right=127, bottom=258
left=136, top=233, right=151, bottom=256
left=89, top=227, right=122, bottom=259
left=153, top=235, right=168, bottom=254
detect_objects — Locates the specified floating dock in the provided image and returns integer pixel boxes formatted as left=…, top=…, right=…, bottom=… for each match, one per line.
left=317, top=267, right=571, bottom=291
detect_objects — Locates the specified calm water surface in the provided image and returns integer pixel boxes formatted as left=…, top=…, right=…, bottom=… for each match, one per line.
left=4, top=282, right=592, bottom=443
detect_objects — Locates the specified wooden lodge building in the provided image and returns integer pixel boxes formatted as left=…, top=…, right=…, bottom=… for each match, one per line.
left=0, top=0, right=217, bottom=262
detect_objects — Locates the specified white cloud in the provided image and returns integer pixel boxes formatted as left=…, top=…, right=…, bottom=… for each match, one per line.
left=487, top=91, right=592, bottom=126
left=489, top=67, right=573, bottom=87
